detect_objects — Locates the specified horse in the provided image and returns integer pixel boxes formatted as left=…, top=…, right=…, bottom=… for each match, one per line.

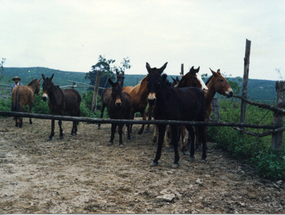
left=98, top=71, right=125, bottom=129
left=107, top=78, right=132, bottom=147
left=41, top=74, right=81, bottom=140
left=146, top=62, right=207, bottom=168
left=152, top=66, right=208, bottom=154
left=122, top=75, right=149, bottom=135
left=11, top=78, right=41, bottom=127
left=195, top=68, right=233, bottom=151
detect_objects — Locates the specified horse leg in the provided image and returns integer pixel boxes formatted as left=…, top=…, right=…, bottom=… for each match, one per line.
left=198, top=125, right=207, bottom=161
left=98, top=103, right=105, bottom=129
left=48, top=119, right=55, bottom=141
left=58, top=120, right=64, bottom=139
left=126, top=123, right=131, bottom=141
left=29, top=104, right=33, bottom=124
left=71, top=121, right=77, bottom=136
left=118, top=124, right=124, bottom=147
left=18, top=104, right=25, bottom=128
left=185, top=125, right=195, bottom=161
left=153, top=125, right=157, bottom=143
left=150, top=124, right=166, bottom=167
left=109, top=123, right=116, bottom=145
left=138, top=110, right=146, bottom=135
left=180, top=125, right=190, bottom=155
left=170, top=124, right=179, bottom=168
left=146, top=105, right=152, bottom=132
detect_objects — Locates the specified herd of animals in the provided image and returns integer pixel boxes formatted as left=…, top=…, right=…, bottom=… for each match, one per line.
left=10, top=62, right=233, bottom=167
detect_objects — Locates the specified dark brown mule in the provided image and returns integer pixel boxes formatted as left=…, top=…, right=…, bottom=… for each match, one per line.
left=153, top=67, right=208, bottom=153
left=176, top=66, right=208, bottom=154
left=11, top=79, right=41, bottom=127
left=195, top=68, right=233, bottom=151
left=122, top=75, right=149, bottom=135
left=41, top=74, right=81, bottom=140
left=107, top=78, right=131, bottom=147
left=146, top=62, right=207, bottom=168
left=98, top=71, right=125, bottom=129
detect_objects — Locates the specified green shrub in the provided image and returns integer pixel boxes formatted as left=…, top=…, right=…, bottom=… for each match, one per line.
left=207, top=99, right=285, bottom=180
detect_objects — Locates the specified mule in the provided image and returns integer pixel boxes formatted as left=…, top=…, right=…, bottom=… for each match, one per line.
left=122, top=75, right=149, bottom=135
left=195, top=68, right=233, bottom=151
left=146, top=62, right=207, bottom=168
left=98, top=71, right=125, bottom=129
left=11, top=78, right=41, bottom=127
left=41, top=74, right=81, bottom=140
left=107, top=78, right=132, bottom=147
left=152, top=66, right=208, bottom=154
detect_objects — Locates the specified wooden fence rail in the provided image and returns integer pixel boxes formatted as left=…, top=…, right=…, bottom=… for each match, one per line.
left=0, top=111, right=280, bottom=130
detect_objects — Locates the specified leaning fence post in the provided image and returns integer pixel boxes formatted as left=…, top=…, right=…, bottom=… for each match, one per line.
left=180, top=64, right=184, bottom=78
left=272, top=81, right=285, bottom=151
left=90, top=71, right=102, bottom=113
left=240, top=39, right=251, bottom=125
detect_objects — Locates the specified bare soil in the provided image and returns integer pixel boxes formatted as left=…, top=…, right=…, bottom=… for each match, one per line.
left=0, top=117, right=284, bottom=214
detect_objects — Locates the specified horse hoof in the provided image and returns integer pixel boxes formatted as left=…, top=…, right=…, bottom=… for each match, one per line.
left=119, top=144, right=124, bottom=148
left=183, top=150, right=190, bottom=155
left=169, top=148, right=174, bottom=152
left=138, top=130, right=143, bottom=135
left=145, top=129, right=150, bottom=133
left=30, top=121, right=32, bottom=124
left=190, top=157, right=195, bottom=162
left=172, top=163, right=179, bottom=168
left=201, top=158, right=207, bottom=163
left=195, top=148, right=200, bottom=152
left=47, top=137, right=52, bottom=141
left=60, top=136, right=64, bottom=140
left=97, top=126, right=100, bottom=130
left=108, top=142, right=113, bottom=146
left=150, top=161, right=158, bottom=167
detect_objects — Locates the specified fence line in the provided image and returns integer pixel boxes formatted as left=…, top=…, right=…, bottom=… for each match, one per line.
left=0, top=111, right=281, bottom=130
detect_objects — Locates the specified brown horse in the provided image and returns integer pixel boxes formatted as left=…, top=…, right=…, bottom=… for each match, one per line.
left=11, top=79, right=41, bottom=127
left=98, top=71, right=125, bottom=129
left=122, top=75, right=149, bottom=134
left=42, top=74, right=81, bottom=140
left=107, top=78, right=132, bottom=147
left=195, top=68, right=233, bottom=151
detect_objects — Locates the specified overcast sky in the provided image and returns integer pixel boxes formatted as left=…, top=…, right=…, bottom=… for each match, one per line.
left=1, top=0, right=284, bottom=80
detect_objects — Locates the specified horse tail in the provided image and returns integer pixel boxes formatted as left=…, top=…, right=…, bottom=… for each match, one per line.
left=13, top=87, right=20, bottom=112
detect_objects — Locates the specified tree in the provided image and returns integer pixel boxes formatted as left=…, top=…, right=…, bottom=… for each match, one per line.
left=0, top=58, right=6, bottom=80
left=85, top=55, right=131, bottom=95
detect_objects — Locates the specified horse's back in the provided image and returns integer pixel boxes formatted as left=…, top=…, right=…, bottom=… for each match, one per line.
left=62, top=89, right=81, bottom=111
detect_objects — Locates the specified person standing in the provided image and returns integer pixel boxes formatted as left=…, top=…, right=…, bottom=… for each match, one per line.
left=10, top=76, right=23, bottom=111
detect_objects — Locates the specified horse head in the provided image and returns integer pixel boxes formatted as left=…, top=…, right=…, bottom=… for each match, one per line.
left=116, top=70, right=125, bottom=87
left=209, top=68, right=233, bottom=98
left=41, top=74, right=54, bottom=101
left=109, top=78, right=123, bottom=107
left=178, top=66, right=208, bottom=93
left=146, top=62, right=168, bottom=105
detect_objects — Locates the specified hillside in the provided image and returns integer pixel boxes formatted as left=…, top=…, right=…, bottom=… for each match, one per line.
left=0, top=67, right=277, bottom=103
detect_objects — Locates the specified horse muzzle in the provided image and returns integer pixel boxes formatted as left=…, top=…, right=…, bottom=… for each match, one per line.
left=42, top=93, right=49, bottom=101
left=225, top=90, right=234, bottom=98
left=115, top=98, right=122, bottom=107
left=148, top=92, right=156, bottom=106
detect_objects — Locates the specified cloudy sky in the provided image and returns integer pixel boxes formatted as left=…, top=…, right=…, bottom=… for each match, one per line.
left=1, top=0, right=284, bottom=80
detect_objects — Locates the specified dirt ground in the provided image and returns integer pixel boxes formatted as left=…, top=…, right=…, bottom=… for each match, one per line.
left=0, top=117, right=284, bottom=214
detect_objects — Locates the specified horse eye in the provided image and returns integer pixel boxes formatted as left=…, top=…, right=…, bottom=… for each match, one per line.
left=219, top=79, right=224, bottom=82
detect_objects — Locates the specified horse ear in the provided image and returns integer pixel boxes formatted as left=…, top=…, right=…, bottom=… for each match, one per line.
left=108, top=78, right=115, bottom=86
left=197, top=66, right=200, bottom=73
left=50, top=74, right=54, bottom=81
left=42, top=74, right=46, bottom=80
left=209, top=68, right=217, bottom=76
left=146, top=62, right=151, bottom=73
left=38, top=78, right=42, bottom=83
left=217, top=69, right=221, bottom=75
left=122, top=71, right=124, bottom=76
left=171, top=77, right=175, bottom=82
left=159, top=62, right=168, bottom=74
left=116, top=69, right=119, bottom=75
left=189, top=66, right=195, bottom=74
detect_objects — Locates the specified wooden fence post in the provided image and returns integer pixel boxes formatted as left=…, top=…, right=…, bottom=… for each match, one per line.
left=240, top=39, right=251, bottom=124
left=212, top=98, right=220, bottom=122
left=272, top=81, right=285, bottom=151
left=90, top=71, right=102, bottom=113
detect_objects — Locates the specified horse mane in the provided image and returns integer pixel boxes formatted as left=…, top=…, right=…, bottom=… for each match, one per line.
left=133, top=76, right=147, bottom=94
left=205, top=75, right=213, bottom=85
left=27, top=79, right=38, bottom=86
left=161, top=74, right=172, bottom=87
